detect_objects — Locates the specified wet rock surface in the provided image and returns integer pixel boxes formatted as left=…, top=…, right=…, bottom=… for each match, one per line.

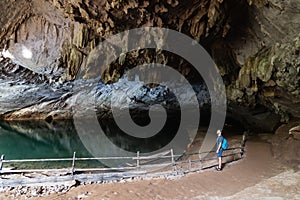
left=0, top=75, right=210, bottom=120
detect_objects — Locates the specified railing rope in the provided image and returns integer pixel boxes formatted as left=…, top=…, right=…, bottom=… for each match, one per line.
left=0, top=144, right=246, bottom=176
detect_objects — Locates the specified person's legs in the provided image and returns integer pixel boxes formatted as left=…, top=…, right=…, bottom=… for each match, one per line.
left=216, top=149, right=223, bottom=170
left=218, top=157, right=222, bottom=169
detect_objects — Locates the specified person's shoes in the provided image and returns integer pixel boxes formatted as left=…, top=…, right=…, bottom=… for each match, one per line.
left=215, top=166, right=222, bottom=171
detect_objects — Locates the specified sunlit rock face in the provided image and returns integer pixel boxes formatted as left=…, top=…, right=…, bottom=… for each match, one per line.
left=0, top=0, right=299, bottom=131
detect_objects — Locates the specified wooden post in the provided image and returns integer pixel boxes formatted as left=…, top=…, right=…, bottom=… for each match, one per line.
left=71, top=152, right=76, bottom=175
left=0, top=155, right=4, bottom=171
left=136, top=151, right=140, bottom=169
left=199, top=153, right=203, bottom=170
left=170, top=149, right=176, bottom=171
left=242, top=131, right=247, bottom=148
left=240, top=132, right=247, bottom=158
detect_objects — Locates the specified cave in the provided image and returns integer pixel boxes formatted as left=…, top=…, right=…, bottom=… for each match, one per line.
left=0, top=0, right=299, bottom=126
left=0, top=0, right=299, bottom=197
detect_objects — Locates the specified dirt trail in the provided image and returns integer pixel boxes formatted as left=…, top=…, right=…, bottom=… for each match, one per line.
left=27, top=139, right=285, bottom=200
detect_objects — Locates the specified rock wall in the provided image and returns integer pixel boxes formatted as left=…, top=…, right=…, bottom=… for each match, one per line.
left=0, top=0, right=234, bottom=81
left=0, top=0, right=299, bottom=131
left=224, top=0, right=300, bottom=122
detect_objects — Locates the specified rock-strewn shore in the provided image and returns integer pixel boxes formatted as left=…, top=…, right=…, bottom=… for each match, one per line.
left=0, top=184, right=74, bottom=199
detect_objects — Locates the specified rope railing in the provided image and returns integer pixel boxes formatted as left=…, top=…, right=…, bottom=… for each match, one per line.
left=0, top=148, right=243, bottom=174
left=0, top=134, right=247, bottom=176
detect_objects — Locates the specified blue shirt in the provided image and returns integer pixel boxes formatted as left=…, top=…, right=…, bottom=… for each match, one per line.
left=216, top=135, right=224, bottom=150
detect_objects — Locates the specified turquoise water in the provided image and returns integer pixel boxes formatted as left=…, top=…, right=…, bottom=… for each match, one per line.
left=0, top=118, right=245, bottom=171
left=0, top=120, right=92, bottom=160
left=0, top=119, right=181, bottom=160
left=0, top=117, right=197, bottom=169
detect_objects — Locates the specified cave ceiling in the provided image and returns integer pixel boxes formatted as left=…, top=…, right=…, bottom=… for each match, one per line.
left=0, top=0, right=299, bottom=130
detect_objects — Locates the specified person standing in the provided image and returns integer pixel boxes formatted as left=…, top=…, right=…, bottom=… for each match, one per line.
left=216, top=129, right=224, bottom=171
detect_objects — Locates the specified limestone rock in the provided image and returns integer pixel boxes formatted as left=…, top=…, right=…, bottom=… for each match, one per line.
left=0, top=0, right=299, bottom=130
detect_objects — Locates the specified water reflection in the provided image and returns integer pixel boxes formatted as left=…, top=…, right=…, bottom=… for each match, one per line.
left=0, top=117, right=199, bottom=169
left=0, top=120, right=91, bottom=160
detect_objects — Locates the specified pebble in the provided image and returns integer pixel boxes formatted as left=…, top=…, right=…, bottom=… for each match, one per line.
left=0, top=184, right=73, bottom=198
left=77, top=191, right=90, bottom=199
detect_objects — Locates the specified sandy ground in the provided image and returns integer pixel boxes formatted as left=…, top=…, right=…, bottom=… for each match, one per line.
left=27, top=139, right=289, bottom=200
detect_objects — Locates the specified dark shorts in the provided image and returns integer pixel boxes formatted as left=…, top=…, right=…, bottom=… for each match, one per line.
left=217, top=149, right=223, bottom=157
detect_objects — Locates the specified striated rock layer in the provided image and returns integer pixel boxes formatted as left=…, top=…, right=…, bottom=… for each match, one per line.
left=0, top=0, right=299, bottom=131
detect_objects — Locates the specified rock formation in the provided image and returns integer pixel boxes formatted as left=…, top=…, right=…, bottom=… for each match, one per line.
left=0, top=0, right=299, bottom=131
